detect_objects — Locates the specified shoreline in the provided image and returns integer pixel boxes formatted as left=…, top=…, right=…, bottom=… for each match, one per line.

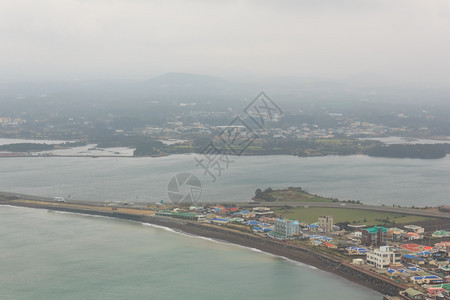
left=0, top=199, right=407, bottom=297
left=0, top=151, right=447, bottom=159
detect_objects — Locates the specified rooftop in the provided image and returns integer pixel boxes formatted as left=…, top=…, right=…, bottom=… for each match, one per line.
left=365, top=226, right=387, bottom=233
left=404, top=288, right=424, bottom=296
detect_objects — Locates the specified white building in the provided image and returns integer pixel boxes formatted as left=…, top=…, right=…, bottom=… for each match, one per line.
left=404, top=225, right=424, bottom=234
left=268, top=219, right=301, bottom=240
left=366, top=246, right=402, bottom=269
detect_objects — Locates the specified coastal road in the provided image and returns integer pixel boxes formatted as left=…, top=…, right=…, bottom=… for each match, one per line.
left=2, top=191, right=449, bottom=220
left=0, top=191, right=112, bottom=207
left=0, top=191, right=56, bottom=202
left=242, top=201, right=450, bottom=220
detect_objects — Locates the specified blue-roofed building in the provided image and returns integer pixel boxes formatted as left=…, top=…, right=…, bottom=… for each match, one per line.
left=246, top=220, right=259, bottom=226
left=308, top=224, right=319, bottom=232
left=253, top=227, right=262, bottom=232
left=416, top=251, right=431, bottom=257
left=410, top=275, right=443, bottom=285
left=210, top=217, right=230, bottom=225
left=407, top=266, right=422, bottom=273
left=386, top=269, right=397, bottom=275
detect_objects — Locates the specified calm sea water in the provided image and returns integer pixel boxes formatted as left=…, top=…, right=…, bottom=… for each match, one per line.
left=1, top=155, right=447, bottom=298
left=0, top=154, right=449, bottom=206
left=0, top=206, right=381, bottom=300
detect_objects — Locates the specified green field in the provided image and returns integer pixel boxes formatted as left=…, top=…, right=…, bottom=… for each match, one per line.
left=273, top=207, right=434, bottom=226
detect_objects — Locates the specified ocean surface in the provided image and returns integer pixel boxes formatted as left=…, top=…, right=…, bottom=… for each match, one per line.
left=0, top=206, right=381, bottom=300
left=1, top=154, right=448, bottom=299
left=0, top=154, right=449, bottom=206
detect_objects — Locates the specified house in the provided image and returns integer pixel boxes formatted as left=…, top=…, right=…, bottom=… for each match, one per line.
left=268, top=218, right=301, bottom=240
left=427, top=286, right=446, bottom=297
left=352, top=258, right=364, bottom=265
left=387, top=227, right=405, bottom=240
left=404, top=255, right=425, bottom=265
left=274, top=218, right=300, bottom=237
left=308, top=224, right=319, bottom=232
left=211, top=205, right=238, bottom=215
left=401, top=243, right=423, bottom=253
left=401, top=288, right=425, bottom=300
left=361, top=226, right=387, bottom=247
left=432, top=230, right=450, bottom=238
left=406, top=232, right=421, bottom=240
left=410, top=275, right=443, bottom=285
left=366, top=246, right=402, bottom=269
left=318, top=216, right=333, bottom=232
left=189, top=206, right=204, bottom=211
left=434, top=241, right=450, bottom=253
left=404, top=225, right=425, bottom=234
left=252, top=207, right=271, bottom=212
left=322, top=242, right=337, bottom=249
left=346, top=246, right=368, bottom=255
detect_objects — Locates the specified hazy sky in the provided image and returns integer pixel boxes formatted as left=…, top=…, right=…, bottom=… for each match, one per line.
left=1, top=0, right=449, bottom=84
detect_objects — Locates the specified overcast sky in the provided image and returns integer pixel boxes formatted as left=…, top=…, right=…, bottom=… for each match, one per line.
left=1, top=0, right=449, bottom=84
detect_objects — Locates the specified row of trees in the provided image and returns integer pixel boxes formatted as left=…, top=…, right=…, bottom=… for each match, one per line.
left=366, top=144, right=448, bottom=159
left=253, top=188, right=277, bottom=202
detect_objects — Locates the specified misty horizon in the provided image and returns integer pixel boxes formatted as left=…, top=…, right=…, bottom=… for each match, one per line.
left=1, top=1, right=449, bottom=88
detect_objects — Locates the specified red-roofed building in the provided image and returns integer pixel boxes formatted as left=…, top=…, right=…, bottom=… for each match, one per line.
left=401, top=244, right=422, bottom=252
left=406, top=232, right=421, bottom=240
left=322, top=242, right=337, bottom=249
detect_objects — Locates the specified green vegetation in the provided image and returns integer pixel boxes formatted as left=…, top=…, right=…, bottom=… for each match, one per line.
left=366, top=144, right=448, bottom=159
left=89, top=132, right=449, bottom=159
left=133, top=140, right=166, bottom=156
left=273, top=207, right=434, bottom=226
left=254, top=187, right=334, bottom=203
left=241, top=138, right=372, bottom=156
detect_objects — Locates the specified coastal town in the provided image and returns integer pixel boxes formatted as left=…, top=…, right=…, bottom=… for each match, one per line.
left=2, top=89, right=450, bottom=159
left=2, top=0, right=450, bottom=298
left=2, top=192, right=449, bottom=300
left=0, top=111, right=436, bottom=141
left=156, top=204, right=450, bottom=300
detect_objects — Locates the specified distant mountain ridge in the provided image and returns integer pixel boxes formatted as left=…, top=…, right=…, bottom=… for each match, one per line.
left=134, top=72, right=241, bottom=99
left=145, top=72, right=230, bottom=88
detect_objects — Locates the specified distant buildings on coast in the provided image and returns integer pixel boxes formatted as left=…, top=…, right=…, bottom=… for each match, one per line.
left=155, top=203, right=450, bottom=298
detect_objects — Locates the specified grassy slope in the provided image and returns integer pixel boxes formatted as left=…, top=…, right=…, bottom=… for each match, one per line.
left=269, top=189, right=333, bottom=203
left=273, top=207, right=433, bottom=226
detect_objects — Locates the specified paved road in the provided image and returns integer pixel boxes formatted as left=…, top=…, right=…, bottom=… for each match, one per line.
left=0, top=191, right=154, bottom=208
left=0, top=191, right=54, bottom=202
left=2, top=191, right=449, bottom=220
